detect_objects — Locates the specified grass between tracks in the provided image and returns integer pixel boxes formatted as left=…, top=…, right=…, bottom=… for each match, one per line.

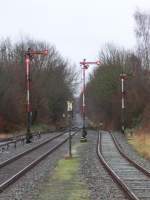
left=37, top=143, right=90, bottom=200
left=128, top=133, right=150, bottom=160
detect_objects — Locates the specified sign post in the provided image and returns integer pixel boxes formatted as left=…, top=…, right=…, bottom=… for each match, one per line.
left=67, top=101, right=73, bottom=158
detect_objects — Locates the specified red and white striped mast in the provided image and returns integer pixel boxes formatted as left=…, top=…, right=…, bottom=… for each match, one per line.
left=120, top=73, right=127, bottom=134
left=80, top=59, right=100, bottom=141
left=25, top=48, right=48, bottom=143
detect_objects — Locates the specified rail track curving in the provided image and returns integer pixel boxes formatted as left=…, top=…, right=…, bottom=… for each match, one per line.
left=0, top=128, right=80, bottom=192
left=97, top=131, right=150, bottom=200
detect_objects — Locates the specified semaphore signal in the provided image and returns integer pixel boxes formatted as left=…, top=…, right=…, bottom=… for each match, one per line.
left=25, top=48, right=48, bottom=143
left=80, top=58, right=101, bottom=142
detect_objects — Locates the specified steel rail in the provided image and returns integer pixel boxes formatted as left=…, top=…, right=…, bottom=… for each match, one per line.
left=0, top=127, right=80, bottom=168
left=0, top=127, right=78, bottom=149
left=110, top=132, right=150, bottom=177
left=97, top=132, right=140, bottom=200
left=0, top=128, right=80, bottom=192
left=0, top=131, right=66, bottom=168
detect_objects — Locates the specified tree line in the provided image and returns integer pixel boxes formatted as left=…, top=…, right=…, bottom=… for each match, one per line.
left=83, top=10, right=150, bottom=131
left=0, top=38, right=76, bottom=132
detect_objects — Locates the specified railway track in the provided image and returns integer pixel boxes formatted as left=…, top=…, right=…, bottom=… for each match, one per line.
left=0, top=128, right=80, bottom=192
left=0, top=127, right=78, bottom=151
left=97, top=131, right=150, bottom=200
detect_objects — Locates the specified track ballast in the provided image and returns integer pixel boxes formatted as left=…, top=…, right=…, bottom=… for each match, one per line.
left=97, top=131, right=150, bottom=200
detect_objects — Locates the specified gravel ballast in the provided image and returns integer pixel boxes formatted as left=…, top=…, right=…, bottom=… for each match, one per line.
left=79, top=131, right=128, bottom=200
left=1, top=129, right=146, bottom=200
left=0, top=132, right=63, bottom=163
left=114, top=131, right=150, bottom=171
left=0, top=132, right=78, bottom=200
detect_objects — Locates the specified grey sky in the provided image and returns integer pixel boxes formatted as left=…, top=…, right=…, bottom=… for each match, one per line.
left=0, top=0, right=150, bottom=66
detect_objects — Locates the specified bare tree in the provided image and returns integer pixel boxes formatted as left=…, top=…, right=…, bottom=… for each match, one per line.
left=134, top=10, right=150, bottom=69
left=84, top=43, right=150, bottom=130
left=0, top=38, right=76, bottom=132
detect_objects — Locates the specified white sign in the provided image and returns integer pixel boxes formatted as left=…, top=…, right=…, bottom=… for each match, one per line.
left=67, top=101, right=73, bottom=111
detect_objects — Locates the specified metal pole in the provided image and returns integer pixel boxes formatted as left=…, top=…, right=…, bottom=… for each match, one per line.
left=80, top=59, right=100, bottom=141
left=83, top=66, right=85, bottom=130
left=81, top=65, right=87, bottom=140
left=25, top=56, right=32, bottom=143
left=24, top=48, right=48, bottom=143
left=69, top=113, right=72, bottom=157
left=121, top=76, right=125, bottom=134
left=67, top=101, right=73, bottom=157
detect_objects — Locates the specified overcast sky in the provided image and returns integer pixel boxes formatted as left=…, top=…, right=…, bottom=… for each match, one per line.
left=0, top=0, right=150, bottom=67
